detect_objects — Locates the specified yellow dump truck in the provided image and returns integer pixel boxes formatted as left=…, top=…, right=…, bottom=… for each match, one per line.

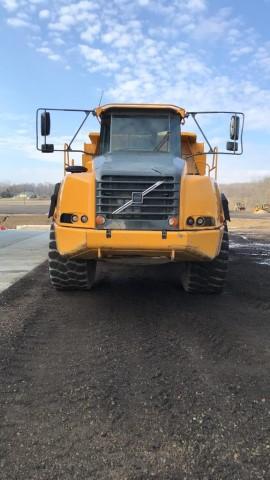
left=37, top=104, right=244, bottom=293
left=255, top=203, right=270, bottom=213
left=234, top=202, right=246, bottom=212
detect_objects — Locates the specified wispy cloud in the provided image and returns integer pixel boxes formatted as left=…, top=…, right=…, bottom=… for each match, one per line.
left=1, top=0, right=19, bottom=11
left=36, top=45, right=62, bottom=61
left=2, top=1, right=270, bottom=136
left=39, top=9, right=50, bottom=19
left=7, top=16, right=30, bottom=27
left=79, top=44, right=119, bottom=71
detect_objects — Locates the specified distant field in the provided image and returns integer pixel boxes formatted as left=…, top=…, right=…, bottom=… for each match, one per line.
left=0, top=199, right=49, bottom=215
left=231, top=211, right=270, bottom=220
left=230, top=216, right=270, bottom=238
left=0, top=215, right=50, bottom=229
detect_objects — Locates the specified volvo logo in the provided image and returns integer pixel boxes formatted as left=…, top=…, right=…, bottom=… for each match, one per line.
left=112, top=180, right=164, bottom=215
left=132, top=192, right=143, bottom=204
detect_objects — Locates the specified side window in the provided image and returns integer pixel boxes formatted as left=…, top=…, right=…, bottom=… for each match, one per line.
left=170, top=114, right=181, bottom=156
left=100, top=115, right=111, bottom=154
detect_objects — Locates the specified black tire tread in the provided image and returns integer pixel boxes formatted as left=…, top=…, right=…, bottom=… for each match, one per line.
left=48, top=224, right=96, bottom=291
left=181, top=226, right=229, bottom=294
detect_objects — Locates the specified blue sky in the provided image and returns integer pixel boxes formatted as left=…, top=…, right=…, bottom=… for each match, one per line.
left=1, top=0, right=270, bottom=184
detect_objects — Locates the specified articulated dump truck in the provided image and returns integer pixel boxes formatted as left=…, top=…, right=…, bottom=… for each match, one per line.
left=37, top=103, right=244, bottom=293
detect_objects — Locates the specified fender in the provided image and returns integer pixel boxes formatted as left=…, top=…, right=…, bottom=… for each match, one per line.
left=221, top=193, right=230, bottom=221
left=48, top=182, right=61, bottom=218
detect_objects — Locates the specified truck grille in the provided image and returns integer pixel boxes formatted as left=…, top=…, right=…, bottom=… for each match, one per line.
left=96, top=175, right=179, bottom=221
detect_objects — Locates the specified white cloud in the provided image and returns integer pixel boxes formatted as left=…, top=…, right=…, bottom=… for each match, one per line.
left=48, top=53, right=61, bottom=61
left=49, top=14, right=77, bottom=31
left=7, top=16, right=30, bottom=27
left=39, top=9, right=50, bottom=19
left=231, top=46, right=254, bottom=58
left=183, top=7, right=240, bottom=40
left=80, top=24, right=100, bottom=43
left=79, top=45, right=107, bottom=62
left=48, top=1, right=97, bottom=31
left=59, top=0, right=96, bottom=15
left=79, top=44, right=119, bottom=71
left=186, top=0, right=207, bottom=12
left=52, top=36, right=65, bottom=46
left=36, top=45, right=62, bottom=62
left=138, top=0, right=150, bottom=5
left=252, top=44, right=270, bottom=75
left=1, top=0, right=19, bottom=11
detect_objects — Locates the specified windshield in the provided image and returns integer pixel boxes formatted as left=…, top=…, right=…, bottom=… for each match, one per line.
left=100, top=112, right=180, bottom=155
left=111, top=114, right=170, bottom=152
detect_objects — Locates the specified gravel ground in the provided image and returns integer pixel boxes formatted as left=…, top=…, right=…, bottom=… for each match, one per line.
left=1, top=215, right=50, bottom=229
left=0, top=232, right=269, bottom=480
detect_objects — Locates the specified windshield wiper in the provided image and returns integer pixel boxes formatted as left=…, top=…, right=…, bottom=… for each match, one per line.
left=153, top=131, right=170, bottom=152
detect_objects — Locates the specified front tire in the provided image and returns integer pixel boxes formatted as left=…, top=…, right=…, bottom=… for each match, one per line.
left=181, top=226, right=229, bottom=294
left=48, top=224, right=96, bottom=291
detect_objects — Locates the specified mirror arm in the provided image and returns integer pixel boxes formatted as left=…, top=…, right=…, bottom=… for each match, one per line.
left=191, top=113, right=214, bottom=153
left=67, top=110, right=92, bottom=150
left=233, top=112, right=237, bottom=141
left=44, top=109, right=47, bottom=145
left=36, top=109, right=39, bottom=150
left=240, top=113, right=245, bottom=154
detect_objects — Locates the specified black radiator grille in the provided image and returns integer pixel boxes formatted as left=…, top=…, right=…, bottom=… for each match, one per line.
left=96, top=175, right=179, bottom=220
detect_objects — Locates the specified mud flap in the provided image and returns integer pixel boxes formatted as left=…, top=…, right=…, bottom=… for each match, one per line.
left=221, top=193, right=230, bottom=222
left=48, top=182, right=61, bottom=218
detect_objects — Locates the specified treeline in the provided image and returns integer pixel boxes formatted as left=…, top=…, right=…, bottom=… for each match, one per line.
left=0, top=178, right=269, bottom=207
left=221, top=177, right=270, bottom=209
left=0, top=182, right=54, bottom=198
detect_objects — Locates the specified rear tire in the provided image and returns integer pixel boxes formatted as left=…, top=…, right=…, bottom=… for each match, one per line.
left=48, top=224, right=96, bottom=291
left=181, top=226, right=229, bottom=294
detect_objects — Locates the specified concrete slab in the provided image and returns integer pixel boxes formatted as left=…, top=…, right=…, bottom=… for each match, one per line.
left=0, top=231, right=48, bottom=292
left=16, top=225, right=50, bottom=230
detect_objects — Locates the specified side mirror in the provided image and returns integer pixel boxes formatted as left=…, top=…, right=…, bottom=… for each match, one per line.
left=41, top=111, right=51, bottom=136
left=230, top=115, right=240, bottom=140
left=226, top=141, right=238, bottom=152
left=41, top=144, right=54, bottom=153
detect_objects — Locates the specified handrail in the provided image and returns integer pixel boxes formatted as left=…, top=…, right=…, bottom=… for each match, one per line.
left=63, top=143, right=75, bottom=175
left=207, top=146, right=218, bottom=180
left=63, top=143, right=69, bottom=175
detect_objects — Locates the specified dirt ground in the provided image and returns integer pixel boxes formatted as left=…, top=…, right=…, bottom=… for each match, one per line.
left=0, top=225, right=269, bottom=479
left=0, top=215, right=50, bottom=229
left=0, top=199, right=50, bottom=228
left=0, top=199, right=49, bottom=215
left=230, top=216, right=270, bottom=237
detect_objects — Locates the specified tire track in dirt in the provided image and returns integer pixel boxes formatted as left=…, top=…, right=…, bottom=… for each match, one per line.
left=0, top=236, right=269, bottom=479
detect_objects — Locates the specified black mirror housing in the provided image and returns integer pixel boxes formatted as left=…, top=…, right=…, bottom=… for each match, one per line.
left=226, top=141, right=238, bottom=152
left=41, top=143, right=54, bottom=153
left=65, top=165, right=88, bottom=173
left=41, top=111, right=51, bottom=136
left=230, top=115, right=240, bottom=140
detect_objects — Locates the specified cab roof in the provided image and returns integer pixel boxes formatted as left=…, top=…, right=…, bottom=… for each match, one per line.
left=95, top=103, right=186, bottom=118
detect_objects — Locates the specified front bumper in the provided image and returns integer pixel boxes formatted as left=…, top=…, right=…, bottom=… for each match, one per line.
left=54, top=225, right=224, bottom=262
